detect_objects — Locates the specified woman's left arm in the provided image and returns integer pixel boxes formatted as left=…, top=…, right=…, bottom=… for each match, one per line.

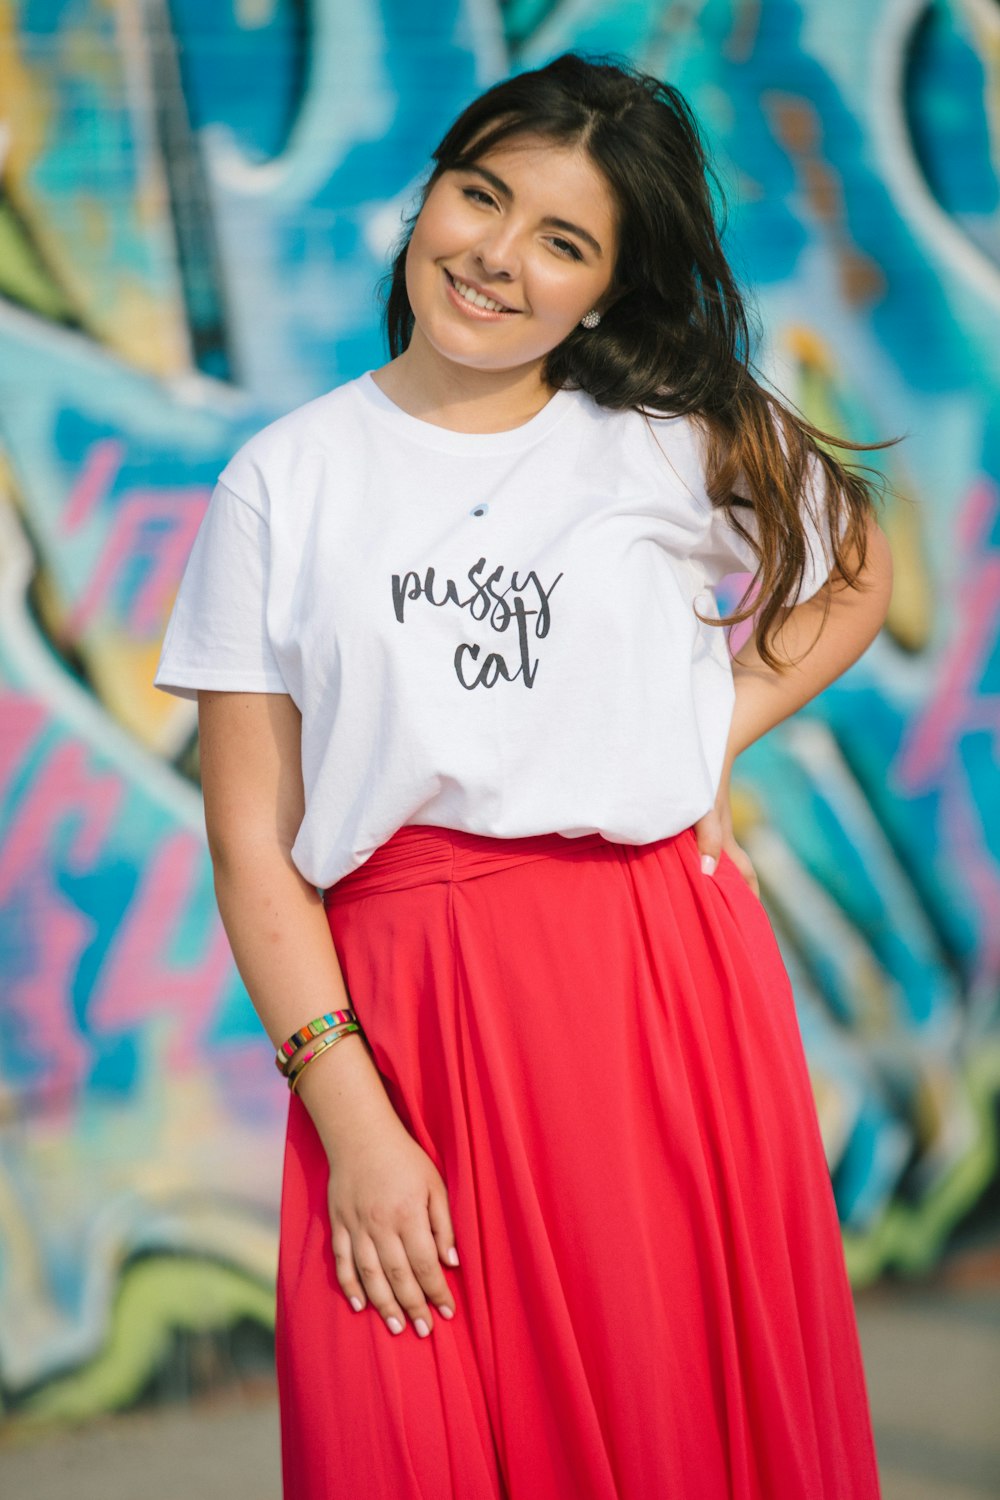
left=694, top=514, right=895, bottom=893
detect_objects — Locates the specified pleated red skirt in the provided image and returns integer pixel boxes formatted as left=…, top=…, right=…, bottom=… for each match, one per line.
left=275, top=823, right=882, bottom=1499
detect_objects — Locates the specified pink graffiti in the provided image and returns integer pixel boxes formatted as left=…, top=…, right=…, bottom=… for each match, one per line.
left=718, top=570, right=760, bottom=657
left=0, top=729, right=126, bottom=1097
left=65, top=485, right=210, bottom=639
left=0, top=694, right=47, bottom=790
left=89, top=831, right=236, bottom=1072
left=64, top=438, right=125, bottom=532
left=0, top=739, right=123, bottom=905
left=4, top=866, right=93, bottom=1100
left=941, top=770, right=1000, bottom=990
left=0, top=717, right=239, bottom=1089
left=892, top=476, right=1000, bottom=985
left=896, top=479, right=1000, bottom=791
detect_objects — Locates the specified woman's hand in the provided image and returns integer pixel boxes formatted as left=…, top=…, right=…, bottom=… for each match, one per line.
left=328, top=1111, right=460, bottom=1338
left=693, top=766, right=760, bottom=898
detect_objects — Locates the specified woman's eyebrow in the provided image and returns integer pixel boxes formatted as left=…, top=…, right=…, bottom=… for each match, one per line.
left=463, top=163, right=604, bottom=257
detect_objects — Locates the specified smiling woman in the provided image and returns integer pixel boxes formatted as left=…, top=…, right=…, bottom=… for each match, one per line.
left=377, top=135, right=619, bottom=412
left=154, top=49, right=891, bottom=1500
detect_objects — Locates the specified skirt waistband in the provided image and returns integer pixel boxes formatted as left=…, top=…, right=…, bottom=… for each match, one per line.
left=325, top=823, right=627, bottom=902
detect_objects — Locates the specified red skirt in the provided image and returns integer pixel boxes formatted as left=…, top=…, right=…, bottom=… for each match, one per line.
left=275, top=823, right=882, bottom=1499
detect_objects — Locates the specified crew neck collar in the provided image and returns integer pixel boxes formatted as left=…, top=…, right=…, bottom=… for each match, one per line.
left=354, top=370, right=578, bottom=454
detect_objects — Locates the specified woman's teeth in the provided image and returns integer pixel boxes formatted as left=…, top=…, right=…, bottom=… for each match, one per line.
left=449, top=273, right=514, bottom=313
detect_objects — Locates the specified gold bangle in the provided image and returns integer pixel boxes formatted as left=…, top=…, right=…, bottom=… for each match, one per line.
left=287, top=1023, right=361, bottom=1094
left=275, top=1007, right=358, bottom=1075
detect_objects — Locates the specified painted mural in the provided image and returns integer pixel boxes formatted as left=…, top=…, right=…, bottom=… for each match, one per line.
left=0, top=0, right=997, bottom=1424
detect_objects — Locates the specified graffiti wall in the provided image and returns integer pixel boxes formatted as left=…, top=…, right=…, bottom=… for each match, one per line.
left=1, top=0, right=997, bottom=1425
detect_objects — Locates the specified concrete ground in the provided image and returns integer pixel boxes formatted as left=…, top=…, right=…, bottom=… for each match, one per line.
left=2, top=1250, right=998, bottom=1499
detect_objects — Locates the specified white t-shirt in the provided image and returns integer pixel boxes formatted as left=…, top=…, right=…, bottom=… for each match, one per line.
left=154, top=370, right=840, bottom=889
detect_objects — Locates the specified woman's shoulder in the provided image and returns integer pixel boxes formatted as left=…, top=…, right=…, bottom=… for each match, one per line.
left=604, top=399, right=711, bottom=502
left=217, top=376, right=365, bottom=510
left=580, top=388, right=702, bottom=445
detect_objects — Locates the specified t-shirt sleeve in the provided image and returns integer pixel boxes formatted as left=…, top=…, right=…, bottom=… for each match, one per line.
left=153, top=479, right=288, bottom=702
left=697, top=444, right=849, bottom=609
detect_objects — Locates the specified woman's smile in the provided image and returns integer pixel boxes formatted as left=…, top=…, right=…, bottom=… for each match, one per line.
left=397, top=134, right=618, bottom=389
left=443, top=268, right=522, bottom=320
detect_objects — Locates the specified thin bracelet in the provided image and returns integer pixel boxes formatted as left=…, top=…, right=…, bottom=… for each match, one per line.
left=287, top=1023, right=360, bottom=1094
left=275, top=1008, right=357, bottom=1074
left=287, top=1023, right=361, bottom=1094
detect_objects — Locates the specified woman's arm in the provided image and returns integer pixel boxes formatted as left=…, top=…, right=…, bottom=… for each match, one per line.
left=198, top=690, right=393, bottom=1150
left=694, top=514, right=894, bottom=889
left=727, top=512, right=894, bottom=760
left=198, top=689, right=460, bottom=1337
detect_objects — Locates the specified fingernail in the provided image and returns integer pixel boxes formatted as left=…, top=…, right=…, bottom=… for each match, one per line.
left=701, top=854, right=718, bottom=877
left=446, top=1246, right=460, bottom=1266
left=387, top=1316, right=404, bottom=1335
left=438, top=1304, right=454, bottom=1319
left=349, top=1296, right=363, bottom=1312
left=414, top=1318, right=430, bottom=1338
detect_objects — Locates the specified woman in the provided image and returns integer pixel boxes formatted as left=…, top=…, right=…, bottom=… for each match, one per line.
left=155, top=52, right=891, bottom=1499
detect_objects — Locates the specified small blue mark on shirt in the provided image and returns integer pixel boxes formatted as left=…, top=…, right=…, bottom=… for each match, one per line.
left=469, top=503, right=489, bottom=517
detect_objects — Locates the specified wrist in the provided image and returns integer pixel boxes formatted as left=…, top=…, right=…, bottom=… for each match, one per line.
left=293, top=1031, right=397, bottom=1155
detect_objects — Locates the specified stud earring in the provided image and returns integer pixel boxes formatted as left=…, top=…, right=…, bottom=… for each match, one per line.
left=580, top=309, right=601, bottom=329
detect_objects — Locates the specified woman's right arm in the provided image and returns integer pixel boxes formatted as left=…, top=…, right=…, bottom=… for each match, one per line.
left=197, top=688, right=459, bottom=1337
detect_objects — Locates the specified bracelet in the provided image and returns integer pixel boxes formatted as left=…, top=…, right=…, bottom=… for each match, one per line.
left=275, top=1008, right=357, bottom=1075
left=287, top=1023, right=361, bottom=1094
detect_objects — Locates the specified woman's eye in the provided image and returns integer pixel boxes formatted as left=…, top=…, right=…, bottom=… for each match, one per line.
left=460, top=187, right=582, bottom=261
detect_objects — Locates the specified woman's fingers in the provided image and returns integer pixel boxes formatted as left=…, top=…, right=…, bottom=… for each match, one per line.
left=370, top=1230, right=440, bottom=1338
left=339, top=1221, right=457, bottom=1337
left=726, top=842, right=760, bottom=897
left=695, top=817, right=761, bottom=899
left=693, top=809, right=722, bottom=877
left=427, top=1174, right=461, bottom=1270
left=352, top=1231, right=413, bottom=1334
left=399, top=1210, right=457, bottom=1323
left=331, top=1222, right=367, bottom=1312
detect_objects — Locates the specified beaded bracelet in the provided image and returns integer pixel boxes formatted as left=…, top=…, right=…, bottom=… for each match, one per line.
left=287, top=1022, right=361, bottom=1094
left=275, top=1008, right=357, bottom=1075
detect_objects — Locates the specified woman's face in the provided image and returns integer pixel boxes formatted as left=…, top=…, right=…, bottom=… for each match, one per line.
left=404, top=133, right=619, bottom=378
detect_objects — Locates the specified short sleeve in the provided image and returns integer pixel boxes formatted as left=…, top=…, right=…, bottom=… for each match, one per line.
left=698, top=445, right=849, bottom=609
left=153, top=480, right=288, bottom=702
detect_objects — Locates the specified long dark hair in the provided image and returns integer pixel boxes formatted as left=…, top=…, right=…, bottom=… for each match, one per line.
left=378, top=52, right=887, bottom=669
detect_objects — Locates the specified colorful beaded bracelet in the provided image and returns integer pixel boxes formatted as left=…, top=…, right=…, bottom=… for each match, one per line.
left=287, top=1023, right=361, bottom=1094
left=275, top=1008, right=357, bottom=1075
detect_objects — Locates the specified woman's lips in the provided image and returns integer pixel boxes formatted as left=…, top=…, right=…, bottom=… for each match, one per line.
left=443, top=269, right=521, bottom=320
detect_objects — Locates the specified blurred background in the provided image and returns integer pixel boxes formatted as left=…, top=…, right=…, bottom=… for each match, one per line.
left=0, top=0, right=998, bottom=1496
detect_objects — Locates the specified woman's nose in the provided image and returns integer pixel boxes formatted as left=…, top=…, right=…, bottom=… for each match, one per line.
left=474, top=227, right=521, bottom=280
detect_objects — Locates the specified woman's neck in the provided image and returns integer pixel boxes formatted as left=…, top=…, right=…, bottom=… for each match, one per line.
left=370, top=341, right=558, bottom=435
